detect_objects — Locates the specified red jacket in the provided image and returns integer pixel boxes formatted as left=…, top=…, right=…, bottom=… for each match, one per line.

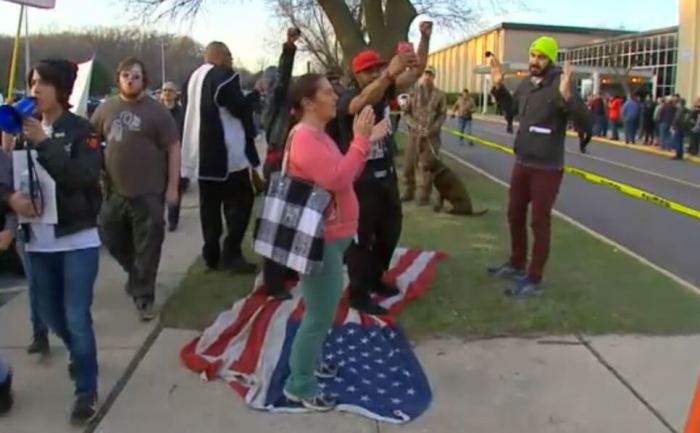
left=608, top=97, right=623, bottom=121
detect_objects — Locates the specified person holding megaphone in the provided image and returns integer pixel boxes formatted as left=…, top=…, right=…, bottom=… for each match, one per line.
left=0, top=58, right=103, bottom=425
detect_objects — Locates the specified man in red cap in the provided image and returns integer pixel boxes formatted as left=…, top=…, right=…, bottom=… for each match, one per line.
left=330, top=21, right=432, bottom=315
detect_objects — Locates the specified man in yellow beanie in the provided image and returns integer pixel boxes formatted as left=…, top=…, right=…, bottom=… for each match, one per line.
left=487, top=36, right=593, bottom=297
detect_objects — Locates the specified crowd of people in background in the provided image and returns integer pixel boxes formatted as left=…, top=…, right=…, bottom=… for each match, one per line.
left=586, top=91, right=700, bottom=160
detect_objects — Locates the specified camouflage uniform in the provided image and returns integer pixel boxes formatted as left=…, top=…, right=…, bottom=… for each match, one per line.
left=402, top=83, right=447, bottom=203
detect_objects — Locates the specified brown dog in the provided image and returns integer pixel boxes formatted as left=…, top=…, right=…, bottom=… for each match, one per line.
left=423, top=155, right=488, bottom=216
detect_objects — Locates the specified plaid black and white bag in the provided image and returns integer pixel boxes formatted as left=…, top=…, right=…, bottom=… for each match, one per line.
left=253, top=127, right=332, bottom=275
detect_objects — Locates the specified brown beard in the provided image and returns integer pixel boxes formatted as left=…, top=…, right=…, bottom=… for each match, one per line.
left=120, top=88, right=143, bottom=101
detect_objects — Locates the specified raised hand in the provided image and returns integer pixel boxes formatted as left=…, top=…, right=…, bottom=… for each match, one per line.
left=287, top=27, right=301, bottom=44
left=419, top=21, right=433, bottom=38
left=353, top=106, right=376, bottom=140
left=560, top=61, right=573, bottom=101
left=387, top=51, right=415, bottom=77
left=489, top=55, right=505, bottom=88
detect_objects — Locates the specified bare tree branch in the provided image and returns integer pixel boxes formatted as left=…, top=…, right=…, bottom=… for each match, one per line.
left=122, top=0, right=523, bottom=72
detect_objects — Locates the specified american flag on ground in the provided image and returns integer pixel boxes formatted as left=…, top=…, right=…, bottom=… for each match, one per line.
left=181, top=248, right=446, bottom=424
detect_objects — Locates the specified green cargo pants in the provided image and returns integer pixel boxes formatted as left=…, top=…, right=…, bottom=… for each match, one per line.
left=99, top=193, right=165, bottom=301
left=284, top=237, right=352, bottom=399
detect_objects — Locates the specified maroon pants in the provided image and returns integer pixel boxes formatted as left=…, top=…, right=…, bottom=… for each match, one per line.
left=507, top=163, right=564, bottom=282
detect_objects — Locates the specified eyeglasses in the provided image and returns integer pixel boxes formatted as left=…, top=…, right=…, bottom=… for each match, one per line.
left=162, top=88, right=176, bottom=93
left=120, top=71, right=143, bottom=81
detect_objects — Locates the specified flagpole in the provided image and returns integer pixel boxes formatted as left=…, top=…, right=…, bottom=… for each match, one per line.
left=24, top=5, right=31, bottom=90
left=6, top=5, right=25, bottom=102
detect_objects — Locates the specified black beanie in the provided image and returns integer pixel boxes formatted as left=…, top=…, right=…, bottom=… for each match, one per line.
left=29, top=59, right=78, bottom=108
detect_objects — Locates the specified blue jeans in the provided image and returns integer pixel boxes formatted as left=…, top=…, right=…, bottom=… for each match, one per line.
left=659, top=123, right=671, bottom=149
left=593, top=115, right=606, bottom=136
left=673, top=131, right=685, bottom=159
left=16, top=239, right=47, bottom=338
left=457, top=116, right=473, bottom=142
left=0, top=358, right=8, bottom=383
left=610, top=121, right=621, bottom=140
left=29, top=247, right=99, bottom=395
left=623, top=119, right=638, bottom=143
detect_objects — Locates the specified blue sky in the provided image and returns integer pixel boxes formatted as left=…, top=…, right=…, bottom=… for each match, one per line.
left=0, top=0, right=680, bottom=71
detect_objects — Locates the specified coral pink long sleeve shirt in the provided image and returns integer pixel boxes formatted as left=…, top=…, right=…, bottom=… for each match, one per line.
left=287, top=123, right=369, bottom=240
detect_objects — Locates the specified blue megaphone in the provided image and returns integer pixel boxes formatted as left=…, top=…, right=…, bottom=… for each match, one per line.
left=0, top=97, right=37, bottom=134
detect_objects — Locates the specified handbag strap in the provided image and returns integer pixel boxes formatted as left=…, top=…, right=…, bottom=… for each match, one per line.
left=280, top=124, right=299, bottom=176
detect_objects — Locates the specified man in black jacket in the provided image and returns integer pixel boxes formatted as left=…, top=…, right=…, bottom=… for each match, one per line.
left=7, top=58, right=103, bottom=424
left=259, top=28, right=300, bottom=300
left=332, top=22, right=432, bottom=315
left=487, top=36, right=592, bottom=297
left=182, top=42, right=259, bottom=273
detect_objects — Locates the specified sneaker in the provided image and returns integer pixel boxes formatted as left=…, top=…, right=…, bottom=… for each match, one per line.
left=283, top=389, right=336, bottom=412
left=70, top=392, right=98, bottom=426
left=27, top=333, right=50, bottom=356
left=487, top=262, right=526, bottom=280
left=504, top=276, right=543, bottom=298
left=135, top=298, right=155, bottom=322
left=0, top=372, right=13, bottom=416
left=314, top=362, right=338, bottom=379
left=350, top=297, right=389, bottom=316
left=372, top=281, right=400, bottom=298
left=270, top=291, right=293, bottom=301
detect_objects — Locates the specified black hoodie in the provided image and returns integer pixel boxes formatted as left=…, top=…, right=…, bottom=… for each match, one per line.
left=492, top=65, right=592, bottom=168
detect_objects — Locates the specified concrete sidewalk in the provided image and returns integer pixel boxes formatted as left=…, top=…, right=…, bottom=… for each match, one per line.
left=0, top=190, right=202, bottom=432
left=95, top=329, right=697, bottom=433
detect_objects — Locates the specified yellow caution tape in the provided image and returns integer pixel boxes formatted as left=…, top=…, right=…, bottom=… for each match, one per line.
left=441, top=127, right=700, bottom=220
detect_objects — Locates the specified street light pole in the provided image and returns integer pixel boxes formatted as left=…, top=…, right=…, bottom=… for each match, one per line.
left=160, top=39, right=166, bottom=86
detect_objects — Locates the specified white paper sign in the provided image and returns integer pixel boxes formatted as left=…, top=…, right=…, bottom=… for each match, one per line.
left=12, top=149, right=58, bottom=224
left=69, top=59, right=94, bottom=118
left=3, top=0, right=56, bottom=8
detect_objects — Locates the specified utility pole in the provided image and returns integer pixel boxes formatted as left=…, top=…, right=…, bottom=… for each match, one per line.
left=24, top=5, right=30, bottom=92
left=160, top=38, right=166, bottom=86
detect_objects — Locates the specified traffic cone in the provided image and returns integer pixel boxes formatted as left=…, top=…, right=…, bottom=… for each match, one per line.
left=685, top=375, right=700, bottom=433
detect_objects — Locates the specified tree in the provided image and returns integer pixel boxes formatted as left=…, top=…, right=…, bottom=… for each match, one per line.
left=126, top=0, right=518, bottom=68
left=604, top=43, right=645, bottom=97
left=269, top=0, right=355, bottom=71
left=0, top=28, right=204, bottom=95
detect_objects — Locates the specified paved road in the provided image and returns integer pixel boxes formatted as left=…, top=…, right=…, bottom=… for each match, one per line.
left=441, top=118, right=700, bottom=287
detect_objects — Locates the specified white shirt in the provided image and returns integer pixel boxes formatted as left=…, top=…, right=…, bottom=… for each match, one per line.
left=25, top=124, right=101, bottom=253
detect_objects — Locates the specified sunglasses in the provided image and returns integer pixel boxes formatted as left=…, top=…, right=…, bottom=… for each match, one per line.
left=120, top=71, right=143, bottom=81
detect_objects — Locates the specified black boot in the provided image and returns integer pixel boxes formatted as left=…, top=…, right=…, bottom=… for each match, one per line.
left=70, top=392, right=98, bottom=426
left=350, top=295, right=389, bottom=316
left=372, top=281, right=401, bottom=298
left=27, top=333, right=50, bottom=356
left=0, top=372, right=13, bottom=415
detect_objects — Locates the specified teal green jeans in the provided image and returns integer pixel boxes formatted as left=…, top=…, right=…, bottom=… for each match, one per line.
left=284, top=237, right=352, bottom=399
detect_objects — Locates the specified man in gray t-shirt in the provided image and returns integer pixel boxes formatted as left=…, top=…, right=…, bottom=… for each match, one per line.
left=91, top=57, right=180, bottom=321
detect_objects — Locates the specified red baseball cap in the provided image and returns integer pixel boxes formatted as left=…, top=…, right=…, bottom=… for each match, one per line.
left=352, top=50, right=387, bottom=74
